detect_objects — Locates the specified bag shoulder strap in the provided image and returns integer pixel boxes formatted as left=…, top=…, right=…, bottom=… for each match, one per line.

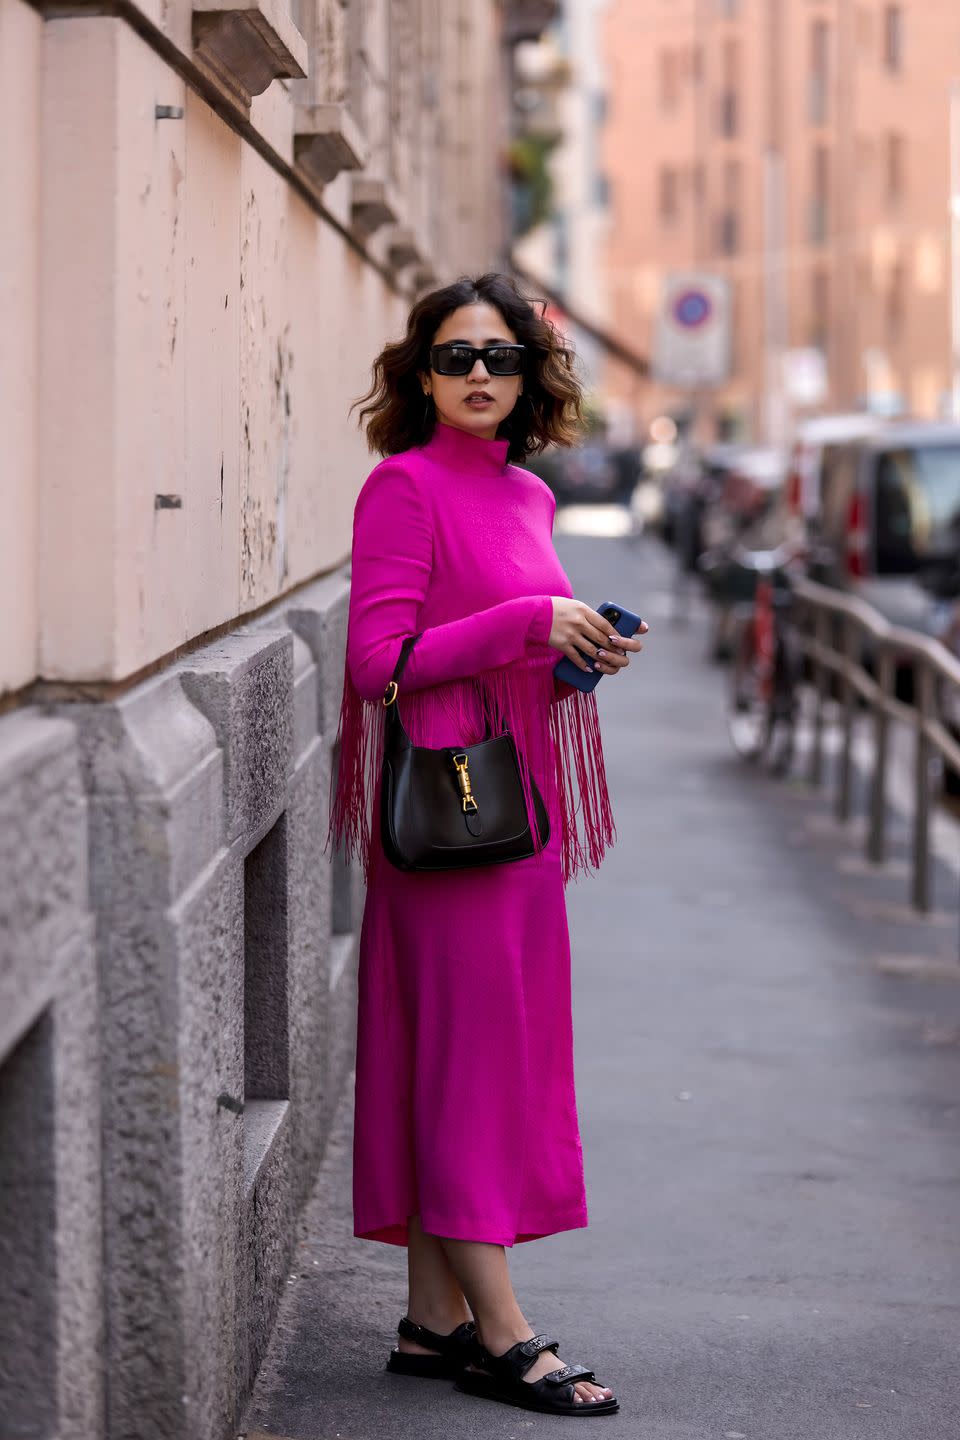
left=387, top=631, right=424, bottom=695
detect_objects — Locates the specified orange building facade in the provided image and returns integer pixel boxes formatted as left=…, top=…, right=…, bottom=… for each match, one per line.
left=601, top=0, right=960, bottom=443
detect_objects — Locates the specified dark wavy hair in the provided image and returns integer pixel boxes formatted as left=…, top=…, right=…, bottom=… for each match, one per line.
left=354, top=273, right=584, bottom=462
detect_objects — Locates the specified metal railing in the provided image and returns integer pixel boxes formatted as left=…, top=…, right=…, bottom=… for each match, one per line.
left=791, top=576, right=960, bottom=917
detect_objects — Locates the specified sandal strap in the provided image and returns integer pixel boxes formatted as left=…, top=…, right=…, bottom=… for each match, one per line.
left=480, top=1334, right=561, bottom=1382
left=397, top=1316, right=475, bottom=1352
left=543, top=1362, right=596, bottom=1386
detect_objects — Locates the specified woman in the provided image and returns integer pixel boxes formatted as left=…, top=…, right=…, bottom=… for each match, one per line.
left=329, top=273, right=646, bottom=1417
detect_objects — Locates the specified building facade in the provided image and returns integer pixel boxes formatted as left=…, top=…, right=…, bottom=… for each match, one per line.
left=511, top=0, right=615, bottom=398
left=601, top=0, right=960, bottom=442
left=0, top=2, right=557, bottom=1436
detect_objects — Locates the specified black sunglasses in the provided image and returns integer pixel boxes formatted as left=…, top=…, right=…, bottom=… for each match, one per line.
left=429, top=342, right=525, bottom=377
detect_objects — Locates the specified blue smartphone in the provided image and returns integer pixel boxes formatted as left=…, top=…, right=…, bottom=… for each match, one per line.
left=553, top=601, right=644, bottom=694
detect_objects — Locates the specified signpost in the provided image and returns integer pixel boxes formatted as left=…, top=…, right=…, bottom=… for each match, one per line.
left=651, top=272, right=731, bottom=389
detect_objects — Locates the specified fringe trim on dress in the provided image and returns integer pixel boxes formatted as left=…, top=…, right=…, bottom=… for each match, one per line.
left=326, top=653, right=616, bottom=885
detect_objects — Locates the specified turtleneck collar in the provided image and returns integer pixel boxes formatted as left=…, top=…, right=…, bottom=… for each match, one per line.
left=422, top=421, right=510, bottom=476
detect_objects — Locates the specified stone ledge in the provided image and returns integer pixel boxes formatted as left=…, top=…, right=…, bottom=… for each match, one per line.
left=329, top=932, right=356, bottom=994
left=294, top=102, right=368, bottom=189
left=350, top=175, right=401, bottom=240
left=243, top=1097, right=290, bottom=1195
left=384, top=224, right=425, bottom=272
left=193, top=0, right=308, bottom=112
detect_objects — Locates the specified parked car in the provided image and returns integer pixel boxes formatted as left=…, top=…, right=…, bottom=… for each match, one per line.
left=784, top=411, right=887, bottom=523
left=802, top=420, right=960, bottom=727
left=806, top=422, right=960, bottom=635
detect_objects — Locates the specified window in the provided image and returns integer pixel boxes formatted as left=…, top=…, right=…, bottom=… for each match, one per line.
left=809, top=19, right=829, bottom=124
left=885, top=132, right=905, bottom=205
left=874, top=444, right=960, bottom=573
left=716, top=211, right=739, bottom=255
left=717, top=159, right=740, bottom=254
left=718, top=36, right=739, bottom=137
left=883, top=4, right=903, bottom=72
left=659, top=166, right=679, bottom=223
left=886, top=258, right=906, bottom=341
left=810, top=267, right=830, bottom=350
left=718, top=90, right=738, bottom=137
left=659, top=50, right=679, bottom=110
left=810, top=144, right=830, bottom=244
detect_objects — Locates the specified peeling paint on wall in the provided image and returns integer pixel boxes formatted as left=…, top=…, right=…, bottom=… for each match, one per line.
left=239, top=180, right=293, bottom=605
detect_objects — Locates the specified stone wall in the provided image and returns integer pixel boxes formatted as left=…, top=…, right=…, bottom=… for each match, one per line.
left=0, top=573, right=358, bottom=1440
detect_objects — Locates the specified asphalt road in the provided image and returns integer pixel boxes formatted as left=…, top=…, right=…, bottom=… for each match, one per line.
left=244, top=530, right=960, bottom=1440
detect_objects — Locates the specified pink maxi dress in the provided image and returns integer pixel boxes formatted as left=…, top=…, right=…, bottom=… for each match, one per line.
left=329, top=422, right=615, bottom=1247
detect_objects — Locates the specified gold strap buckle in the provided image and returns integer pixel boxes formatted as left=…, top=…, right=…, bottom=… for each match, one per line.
left=383, top=681, right=399, bottom=707
left=452, top=752, right=479, bottom=814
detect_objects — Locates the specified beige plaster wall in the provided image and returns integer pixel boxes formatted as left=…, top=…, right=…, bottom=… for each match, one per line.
left=1, top=0, right=41, bottom=693
left=7, top=0, right=506, bottom=693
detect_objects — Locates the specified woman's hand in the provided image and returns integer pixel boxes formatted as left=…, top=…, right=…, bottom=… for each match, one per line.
left=548, top=598, right=649, bottom=676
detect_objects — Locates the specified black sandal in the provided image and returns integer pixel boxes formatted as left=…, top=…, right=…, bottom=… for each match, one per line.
left=386, top=1316, right=477, bottom=1378
left=455, top=1332, right=619, bottom=1416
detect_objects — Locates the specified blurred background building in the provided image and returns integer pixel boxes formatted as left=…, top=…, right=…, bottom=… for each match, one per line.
left=600, top=0, right=960, bottom=444
left=0, top=2, right=557, bottom=1438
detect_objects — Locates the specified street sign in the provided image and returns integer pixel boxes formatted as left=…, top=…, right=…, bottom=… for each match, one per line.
left=652, top=272, right=731, bottom=388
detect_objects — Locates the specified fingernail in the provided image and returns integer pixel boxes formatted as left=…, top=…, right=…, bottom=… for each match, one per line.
left=608, top=634, right=618, bottom=643
left=597, top=648, right=607, bottom=658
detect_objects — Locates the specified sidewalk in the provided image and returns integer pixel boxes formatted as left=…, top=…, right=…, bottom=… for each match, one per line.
left=243, top=531, right=960, bottom=1440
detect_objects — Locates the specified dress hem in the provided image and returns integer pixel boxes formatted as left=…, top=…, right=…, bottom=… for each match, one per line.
left=354, top=1208, right=589, bottom=1249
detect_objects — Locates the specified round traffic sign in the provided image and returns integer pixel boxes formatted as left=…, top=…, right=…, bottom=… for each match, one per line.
left=672, top=289, right=713, bottom=329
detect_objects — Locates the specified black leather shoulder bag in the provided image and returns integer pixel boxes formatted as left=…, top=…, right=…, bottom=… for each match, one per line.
left=379, top=634, right=550, bottom=871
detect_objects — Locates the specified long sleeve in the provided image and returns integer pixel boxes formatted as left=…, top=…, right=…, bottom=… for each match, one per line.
left=346, top=460, right=554, bottom=702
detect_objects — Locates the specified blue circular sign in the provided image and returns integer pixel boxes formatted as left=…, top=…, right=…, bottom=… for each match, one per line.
left=672, top=289, right=712, bottom=329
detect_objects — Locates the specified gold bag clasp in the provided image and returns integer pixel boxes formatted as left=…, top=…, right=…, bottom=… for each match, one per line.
left=452, top=752, right=478, bottom=813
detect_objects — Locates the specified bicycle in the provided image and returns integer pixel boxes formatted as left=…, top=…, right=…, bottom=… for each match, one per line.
left=725, top=542, right=805, bottom=775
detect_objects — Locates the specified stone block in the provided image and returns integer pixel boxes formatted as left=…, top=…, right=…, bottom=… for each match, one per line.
left=66, top=673, right=230, bottom=1440
left=0, top=711, right=103, bottom=1439
left=0, top=714, right=87, bottom=1037
left=237, top=1098, right=293, bottom=1398
left=241, top=620, right=318, bottom=772
left=0, top=561, right=357, bottom=1440
left=285, top=742, right=332, bottom=1198
left=181, top=631, right=293, bottom=848
left=286, top=572, right=351, bottom=739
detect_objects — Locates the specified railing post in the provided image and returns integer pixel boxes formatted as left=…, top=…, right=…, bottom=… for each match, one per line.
left=912, top=660, right=933, bottom=913
left=808, top=606, right=827, bottom=787
left=867, top=647, right=892, bottom=865
left=835, top=613, right=855, bottom=822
